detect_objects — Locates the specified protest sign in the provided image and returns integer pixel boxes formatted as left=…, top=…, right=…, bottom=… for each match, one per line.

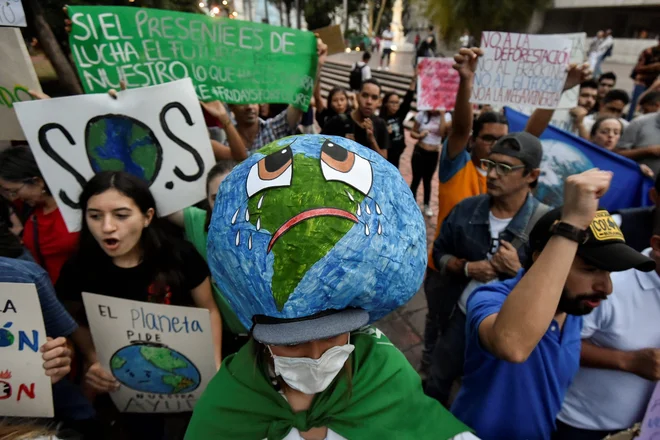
left=637, top=382, right=660, bottom=440
left=14, top=78, right=215, bottom=232
left=67, top=5, right=318, bottom=110
left=0, top=1, right=26, bottom=27
left=313, top=24, right=345, bottom=56
left=471, top=32, right=572, bottom=109
left=505, top=107, right=652, bottom=211
left=0, top=283, right=53, bottom=418
left=417, top=58, right=460, bottom=111
left=0, top=28, right=42, bottom=141
left=82, top=292, right=215, bottom=413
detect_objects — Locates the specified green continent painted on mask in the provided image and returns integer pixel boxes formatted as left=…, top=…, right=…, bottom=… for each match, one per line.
left=247, top=150, right=366, bottom=309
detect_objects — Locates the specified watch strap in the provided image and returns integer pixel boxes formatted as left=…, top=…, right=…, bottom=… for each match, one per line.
left=550, top=221, right=589, bottom=244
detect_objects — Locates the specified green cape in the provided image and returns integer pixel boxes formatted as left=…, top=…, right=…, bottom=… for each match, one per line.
left=185, top=327, right=471, bottom=439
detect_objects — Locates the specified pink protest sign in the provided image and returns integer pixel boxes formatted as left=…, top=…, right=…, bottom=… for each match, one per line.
left=638, top=382, right=660, bottom=440
left=416, top=58, right=460, bottom=111
left=470, top=31, right=572, bottom=110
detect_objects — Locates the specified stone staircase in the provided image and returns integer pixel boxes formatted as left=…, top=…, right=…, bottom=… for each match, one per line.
left=319, top=61, right=419, bottom=125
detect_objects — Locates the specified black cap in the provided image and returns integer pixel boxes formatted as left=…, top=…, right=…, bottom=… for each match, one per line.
left=530, top=207, right=655, bottom=272
left=491, top=132, right=543, bottom=169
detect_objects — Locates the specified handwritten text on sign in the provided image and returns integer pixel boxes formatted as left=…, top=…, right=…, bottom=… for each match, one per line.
left=417, top=58, right=460, bottom=111
left=471, top=32, right=572, bottom=109
left=0, top=283, right=53, bottom=418
left=0, top=1, right=26, bottom=28
left=83, top=293, right=215, bottom=413
left=67, top=6, right=318, bottom=110
left=14, top=79, right=215, bottom=233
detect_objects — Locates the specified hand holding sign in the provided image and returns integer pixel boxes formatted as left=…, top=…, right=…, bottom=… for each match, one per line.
left=625, top=348, right=660, bottom=381
left=563, top=63, right=592, bottom=92
left=562, top=169, right=613, bottom=230
left=41, top=337, right=72, bottom=384
left=453, top=47, right=483, bottom=80
left=86, top=361, right=120, bottom=393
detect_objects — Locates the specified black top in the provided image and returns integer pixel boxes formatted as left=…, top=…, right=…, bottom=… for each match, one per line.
left=322, top=113, right=391, bottom=151
left=382, top=89, right=415, bottom=152
left=56, top=240, right=209, bottom=321
left=315, top=108, right=339, bottom=130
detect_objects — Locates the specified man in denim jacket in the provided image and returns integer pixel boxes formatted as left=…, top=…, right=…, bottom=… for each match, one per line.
left=425, top=132, right=548, bottom=406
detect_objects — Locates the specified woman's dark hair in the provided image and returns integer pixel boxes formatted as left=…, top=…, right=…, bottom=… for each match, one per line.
left=590, top=115, right=624, bottom=138
left=0, top=146, right=49, bottom=194
left=204, top=161, right=236, bottom=232
left=326, top=87, right=350, bottom=114
left=77, top=171, right=187, bottom=301
left=0, top=197, right=23, bottom=259
left=379, top=91, right=399, bottom=117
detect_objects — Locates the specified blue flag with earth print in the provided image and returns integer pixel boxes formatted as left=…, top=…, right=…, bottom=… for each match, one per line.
left=504, top=107, right=653, bottom=211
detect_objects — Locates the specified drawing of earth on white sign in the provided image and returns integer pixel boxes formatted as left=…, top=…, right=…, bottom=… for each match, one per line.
left=110, top=342, right=201, bottom=394
left=535, top=139, right=593, bottom=207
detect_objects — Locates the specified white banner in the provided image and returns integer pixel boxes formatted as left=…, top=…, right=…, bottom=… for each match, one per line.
left=0, top=28, right=41, bottom=140
left=0, top=283, right=54, bottom=418
left=0, top=1, right=26, bottom=28
left=82, top=292, right=216, bottom=413
left=471, top=32, right=572, bottom=110
left=14, top=78, right=215, bottom=232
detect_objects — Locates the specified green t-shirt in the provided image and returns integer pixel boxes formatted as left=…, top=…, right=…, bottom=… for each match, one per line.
left=183, top=206, right=246, bottom=335
left=185, top=327, right=471, bottom=439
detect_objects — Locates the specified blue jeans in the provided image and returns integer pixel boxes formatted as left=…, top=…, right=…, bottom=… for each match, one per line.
left=628, top=83, right=647, bottom=121
left=424, top=308, right=466, bottom=407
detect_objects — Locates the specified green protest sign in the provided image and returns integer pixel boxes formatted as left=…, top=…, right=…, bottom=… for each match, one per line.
left=67, top=6, right=318, bottom=109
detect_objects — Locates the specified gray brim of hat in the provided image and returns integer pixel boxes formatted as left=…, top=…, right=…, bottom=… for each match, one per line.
left=252, top=309, right=370, bottom=346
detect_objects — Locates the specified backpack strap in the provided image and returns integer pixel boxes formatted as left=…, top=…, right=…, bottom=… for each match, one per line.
left=510, top=202, right=551, bottom=250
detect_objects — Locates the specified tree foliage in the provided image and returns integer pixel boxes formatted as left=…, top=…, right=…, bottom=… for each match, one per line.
left=425, top=0, right=551, bottom=44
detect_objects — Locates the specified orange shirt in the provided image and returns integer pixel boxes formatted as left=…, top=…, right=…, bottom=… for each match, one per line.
left=428, top=145, right=487, bottom=271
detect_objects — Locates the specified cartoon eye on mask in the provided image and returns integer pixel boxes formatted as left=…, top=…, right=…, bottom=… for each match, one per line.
left=246, top=146, right=293, bottom=197
left=320, top=140, right=373, bottom=195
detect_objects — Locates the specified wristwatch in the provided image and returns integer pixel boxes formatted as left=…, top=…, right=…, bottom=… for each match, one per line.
left=550, top=221, right=589, bottom=244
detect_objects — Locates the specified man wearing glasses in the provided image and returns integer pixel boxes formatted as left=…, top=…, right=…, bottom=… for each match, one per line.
left=425, top=130, right=549, bottom=406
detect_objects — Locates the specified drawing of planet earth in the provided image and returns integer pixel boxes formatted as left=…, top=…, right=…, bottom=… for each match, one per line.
left=85, top=115, right=162, bottom=184
left=536, top=139, right=594, bottom=208
left=110, top=342, right=200, bottom=394
left=207, top=135, right=427, bottom=329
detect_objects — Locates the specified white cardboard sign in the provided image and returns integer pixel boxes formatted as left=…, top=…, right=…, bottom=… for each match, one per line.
left=0, top=28, right=42, bottom=140
left=0, top=283, right=54, bottom=418
left=471, top=31, right=572, bottom=110
left=82, top=292, right=216, bottom=413
left=14, top=78, right=215, bottom=232
left=0, top=1, right=26, bottom=28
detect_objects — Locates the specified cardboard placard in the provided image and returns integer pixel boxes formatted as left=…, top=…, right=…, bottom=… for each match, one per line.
left=67, top=5, right=318, bottom=110
left=14, top=78, right=215, bottom=233
left=0, top=283, right=54, bottom=418
left=417, top=57, right=460, bottom=111
left=471, top=31, right=572, bottom=109
left=312, top=24, right=345, bottom=56
left=82, top=292, right=216, bottom=413
left=0, top=28, right=42, bottom=141
left=0, top=1, right=26, bottom=28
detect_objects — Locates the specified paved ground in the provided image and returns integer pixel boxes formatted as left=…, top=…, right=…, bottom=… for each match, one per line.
left=373, top=130, right=441, bottom=371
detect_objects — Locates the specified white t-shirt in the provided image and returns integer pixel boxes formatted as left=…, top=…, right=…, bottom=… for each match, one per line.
left=415, top=111, right=452, bottom=147
left=583, top=114, right=629, bottom=135
left=458, top=212, right=512, bottom=313
left=558, top=248, right=660, bottom=431
left=279, top=428, right=480, bottom=440
left=382, top=30, right=394, bottom=49
left=352, top=61, right=372, bottom=82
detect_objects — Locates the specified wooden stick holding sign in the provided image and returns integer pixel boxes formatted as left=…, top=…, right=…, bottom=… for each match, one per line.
left=0, top=283, right=53, bottom=418
left=14, top=78, right=215, bottom=232
left=470, top=32, right=572, bottom=110
left=82, top=293, right=215, bottom=413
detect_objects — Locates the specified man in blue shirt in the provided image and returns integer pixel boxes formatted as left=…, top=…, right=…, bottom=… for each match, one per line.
left=451, top=169, right=655, bottom=439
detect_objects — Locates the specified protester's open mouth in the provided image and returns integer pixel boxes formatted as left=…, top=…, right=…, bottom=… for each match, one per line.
left=102, top=238, right=120, bottom=251
left=582, top=297, right=606, bottom=308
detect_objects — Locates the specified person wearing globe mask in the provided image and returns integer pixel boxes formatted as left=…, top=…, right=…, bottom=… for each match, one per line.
left=185, top=135, right=478, bottom=440
left=56, top=171, right=222, bottom=440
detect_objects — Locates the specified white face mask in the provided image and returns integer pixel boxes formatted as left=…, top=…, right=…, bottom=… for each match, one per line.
left=269, top=340, right=355, bottom=395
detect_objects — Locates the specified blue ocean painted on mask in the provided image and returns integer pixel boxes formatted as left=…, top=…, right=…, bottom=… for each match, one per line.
left=207, top=135, right=427, bottom=329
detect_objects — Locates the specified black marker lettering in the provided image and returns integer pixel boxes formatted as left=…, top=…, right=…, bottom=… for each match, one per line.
left=38, top=123, right=87, bottom=209
left=159, top=102, right=204, bottom=182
